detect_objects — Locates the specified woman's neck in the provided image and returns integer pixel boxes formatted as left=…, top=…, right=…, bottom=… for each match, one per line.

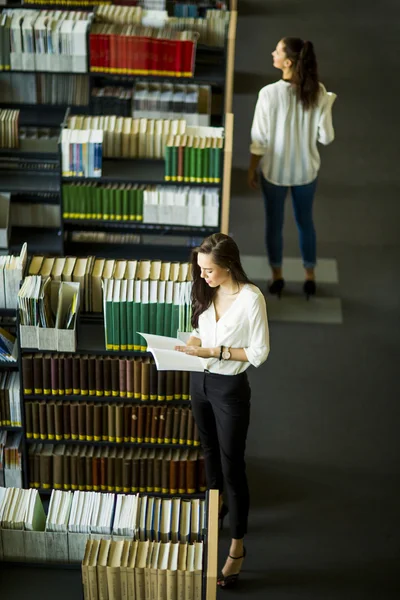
left=218, top=280, right=242, bottom=296
left=282, top=66, right=293, bottom=81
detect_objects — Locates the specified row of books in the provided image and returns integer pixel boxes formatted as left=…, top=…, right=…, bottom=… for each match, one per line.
left=69, top=230, right=141, bottom=246
left=22, top=353, right=192, bottom=399
left=10, top=201, right=60, bottom=229
left=0, top=372, right=20, bottom=427
left=28, top=444, right=206, bottom=493
left=0, top=432, right=22, bottom=489
left=168, top=10, right=229, bottom=47
left=0, top=243, right=27, bottom=310
left=165, top=135, right=223, bottom=183
left=61, top=127, right=103, bottom=178
left=91, top=86, right=133, bottom=117
left=1, top=9, right=92, bottom=73
left=62, top=183, right=219, bottom=227
left=26, top=255, right=192, bottom=314
left=0, top=73, right=90, bottom=106
left=81, top=538, right=203, bottom=600
left=0, top=108, right=19, bottom=148
left=25, top=402, right=199, bottom=446
left=103, top=278, right=192, bottom=352
left=0, top=328, right=18, bottom=364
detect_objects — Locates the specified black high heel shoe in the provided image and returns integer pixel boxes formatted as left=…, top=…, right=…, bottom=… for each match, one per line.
left=303, top=279, right=316, bottom=300
left=218, top=503, right=229, bottom=531
left=217, top=547, right=247, bottom=589
left=268, top=278, right=285, bottom=298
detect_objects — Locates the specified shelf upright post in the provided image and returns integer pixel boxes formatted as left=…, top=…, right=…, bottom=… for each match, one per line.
left=15, top=308, right=29, bottom=489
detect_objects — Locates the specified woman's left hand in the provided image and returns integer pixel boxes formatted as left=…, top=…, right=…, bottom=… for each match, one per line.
left=175, top=346, right=217, bottom=359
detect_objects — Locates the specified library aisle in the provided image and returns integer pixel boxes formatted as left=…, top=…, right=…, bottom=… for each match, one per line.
left=1, top=1, right=400, bottom=599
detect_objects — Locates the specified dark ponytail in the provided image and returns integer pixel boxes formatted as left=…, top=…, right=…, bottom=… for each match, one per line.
left=283, top=37, right=320, bottom=109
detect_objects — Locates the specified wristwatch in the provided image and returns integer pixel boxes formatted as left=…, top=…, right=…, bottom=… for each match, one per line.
left=222, top=346, right=231, bottom=360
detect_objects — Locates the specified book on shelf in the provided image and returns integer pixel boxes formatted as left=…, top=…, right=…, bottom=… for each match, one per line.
left=11, top=201, right=61, bottom=229
left=139, top=333, right=204, bottom=373
left=25, top=400, right=200, bottom=447
left=0, top=328, right=18, bottom=364
left=61, top=127, right=103, bottom=178
left=165, top=132, right=223, bottom=183
left=28, top=443, right=206, bottom=494
left=0, top=430, right=23, bottom=488
left=0, top=371, right=20, bottom=426
left=169, top=9, right=230, bottom=47
left=0, top=242, right=27, bottom=310
left=102, top=260, right=192, bottom=352
left=0, top=72, right=89, bottom=106
left=0, top=487, right=45, bottom=529
left=0, top=108, right=19, bottom=148
left=1, top=9, right=92, bottom=73
left=21, top=353, right=192, bottom=401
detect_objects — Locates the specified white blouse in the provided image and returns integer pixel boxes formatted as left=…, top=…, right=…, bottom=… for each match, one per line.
left=192, top=284, right=270, bottom=375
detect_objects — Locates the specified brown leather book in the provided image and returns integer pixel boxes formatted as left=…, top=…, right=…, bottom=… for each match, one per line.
left=198, top=454, right=207, bottom=492
left=95, top=357, right=104, bottom=396
left=28, top=446, right=35, bottom=487
left=161, top=449, right=171, bottom=494
left=164, top=407, right=173, bottom=444
left=108, top=404, right=116, bottom=442
left=70, top=402, right=79, bottom=440
left=64, top=354, right=73, bottom=395
left=186, top=409, right=194, bottom=446
left=174, top=371, right=182, bottom=400
left=131, top=449, right=140, bottom=493
left=144, top=406, right=152, bottom=443
left=131, top=405, right=138, bottom=442
left=77, top=446, right=86, bottom=491
left=182, top=372, right=190, bottom=400
left=149, top=362, right=158, bottom=401
left=73, top=356, right=81, bottom=395
left=62, top=402, right=71, bottom=440
left=141, top=358, right=150, bottom=401
left=186, top=449, right=198, bottom=494
left=54, top=402, right=63, bottom=441
left=133, top=359, right=142, bottom=400
left=80, top=355, right=89, bottom=396
left=157, top=406, right=167, bottom=444
left=157, top=371, right=166, bottom=401
left=150, top=406, right=159, bottom=444
left=33, top=354, right=43, bottom=395
left=154, top=449, right=162, bottom=493
left=169, top=449, right=179, bottom=494
left=111, top=357, right=119, bottom=397
left=103, top=357, right=112, bottom=396
left=86, top=403, right=94, bottom=441
left=50, top=355, right=59, bottom=396
left=172, top=408, right=181, bottom=444
left=100, top=448, right=108, bottom=492
left=115, top=448, right=123, bottom=493
left=93, top=403, right=102, bottom=441
left=102, top=405, right=108, bottom=441
left=39, top=401, right=47, bottom=440
left=92, top=447, right=101, bottom=491
left=39, top=445, right=54, bottom=489
left=123, top=405, right=131, bottom=442
left=85, top=447, right=94, bottom=491
left=22, top=354, right=33, bottom=395
left=178, top=449, right=188, bottom=494
left=53, top=445, right=65, bottom=490
left=166, top=371, right=174, bottom=401
left=119, top=359, right=127, bottom=398
left=139, top=449, right=148, bottom=493
left=193, top=421, right=200, bottom=447
left=63, top=447, right=72, bottom=490
left=146, top=449, right=155, bottom=492
left=31, top=402, right=40, bottom=439
left=179, top=408, right=188, bottom=446
left=46, top=402, right=55, bottom=440
left=88, top=356, right=96, bottom=396
left=43, top=354, right=51, bottom=396
left=122, top=449, right=133, bottom=493
left=58, top=354, right=65, bottom=395
left=137, top=405, right=145, bottom=443
left=126, top=359, right=134, bottom=399
left=25, top=402, right=33, bottom=439
left=78, top=403, right=86, bottom=441
left=29, top=444, right=40, bottom=488
left=115, top=403, right=124, bottom=443
left=70, top=446, right=79, bottom=490
left=107, top=447, right=116, bottom=492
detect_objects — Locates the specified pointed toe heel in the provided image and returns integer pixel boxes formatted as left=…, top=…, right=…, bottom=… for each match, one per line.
left=268, top=278, right=285, bottom=298
left=303, top=279, right=316, bottom=300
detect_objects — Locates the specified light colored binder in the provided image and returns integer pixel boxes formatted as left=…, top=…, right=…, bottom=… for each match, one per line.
left=1, top=529, right=25, bottom=561
left=24, top=530, right=46, bottom=562
left=19, top=325, right=39, bottom=349
left=45, top=531, right=69, bottom=563
left=38, top=327, right=58, bottom=351
left=68, top=531, right=89, bottom=563
left=56, top=281, right=80, bottom=352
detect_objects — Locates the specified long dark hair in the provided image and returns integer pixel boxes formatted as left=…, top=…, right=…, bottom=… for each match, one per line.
left=282, top=37, right=320, bottom=109
left=191, top=233, right=252, bottom=329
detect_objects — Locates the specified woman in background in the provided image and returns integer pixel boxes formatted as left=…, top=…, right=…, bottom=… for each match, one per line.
left=249, top=37, right=337, bottom=298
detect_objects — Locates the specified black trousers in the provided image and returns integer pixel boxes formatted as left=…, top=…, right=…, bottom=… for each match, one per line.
left=190, top=370, right=251, bottom=539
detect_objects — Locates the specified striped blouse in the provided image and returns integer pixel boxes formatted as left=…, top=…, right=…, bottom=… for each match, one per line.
left=250, top=80, right=337, bottom=186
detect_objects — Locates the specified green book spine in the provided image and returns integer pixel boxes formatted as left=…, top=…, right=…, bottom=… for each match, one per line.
left=209, top=148, right=215, bottom=183
left=140, top=303, right=149, bottom=351
left=112, top=297, right=120, bottom=351
left=164, top=302, right=172, bottom=337
left=105, top=299, right=113, bottom=350
left=63, top=185, right=71, bottom=218
left=115, top=187, right=122, bottom=221
left=149, top=302, right=157, bottom=335
left=171, top=146, right=178, bottom=182
left=83, top=184, right=90, bottom=218
left=133, top=301, right=141, bottom=351
left=95, top=186, right=101, bottom=219
left=122, top=188, right=129, bottom=221
left=189, top=147, right=196, bottom=183
left=203, top=148, right=210, bottom=183
left=184, top=147, right=191, bottom=182
left=170, top=305, right=180, bottom=338
left=137, top=188, right=143, bottom=222
left=127, top=188, right=135, bottom=221
left=215, top=146, right=222, bottom=183
left=76, top=184, right=83, bottom=218
left=127, top=298, right=134, bottom=350
left=196, top=148, right=203, bottom=183
left=165, top=146, right=172, bottom=181
left=109, top=187, right=116, bottom=221
left=156, top=302, right=165, bottom=336
left=120, top=300, right=127, bottom=351
left=103, top=186, right=110, bottom=220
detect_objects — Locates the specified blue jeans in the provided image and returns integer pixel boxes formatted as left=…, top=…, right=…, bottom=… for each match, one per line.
left=260, top=175, right=318, bottom=269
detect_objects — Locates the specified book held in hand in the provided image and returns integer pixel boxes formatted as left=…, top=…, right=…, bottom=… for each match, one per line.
left=139, top=333, right=205, bottom=372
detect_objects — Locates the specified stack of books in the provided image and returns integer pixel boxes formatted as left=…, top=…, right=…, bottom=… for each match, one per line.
left=165, top=133, right=223, bottom=183
left=0, top=73, right=89, bottom=106
left=169, top=10, right=229, bottom=47
left=10, top=201, right=60, bottom=229
left=0, top=329, right=18, bottom=364
left=22, top=354, right=192, bottom=400
left=0, top=108, right=19, bottom=149
left=0, top=372, right=20, bottom=424
left=61, top=127, right=103, bottom=178
left=91, top=87, right=133, bottom=117
left=0, top=243, right=28, bottom=310
left=25, top=402, right=199, bottom=447
left=28, top=443, right=205, bottom=493
left=0, top=430, right=23, bottom=488
left=0, top=487, right=45, bottom=526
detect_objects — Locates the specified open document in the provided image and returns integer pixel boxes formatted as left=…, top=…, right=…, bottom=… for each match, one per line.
left=138, top=333, right=205, bottom=372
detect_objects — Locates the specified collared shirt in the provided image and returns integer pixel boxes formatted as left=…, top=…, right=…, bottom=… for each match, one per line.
left=192, top=284, right=270, bottom=375
left=250, top=80, right=337, bottom=186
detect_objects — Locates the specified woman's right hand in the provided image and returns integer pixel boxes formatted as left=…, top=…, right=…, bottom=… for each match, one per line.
left=248, top=168, right=259, bottom=190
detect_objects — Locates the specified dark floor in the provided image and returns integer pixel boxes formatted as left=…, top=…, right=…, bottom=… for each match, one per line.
left=1, top=0, right=400, bottom=598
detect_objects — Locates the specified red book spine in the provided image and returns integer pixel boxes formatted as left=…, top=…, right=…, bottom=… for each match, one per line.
left=127, top=34, right=135, bottom=74
left=136, top=34, right=149, bottom=75
left=120, top=34, right=128, bottom=74
left=89, top=33, right=99, bottom=71
left=149, top=37, right=160, bottom=76
left=173, top=38, right=182, bottom=77
left=182, top=40, right=196, bottom=77
left=110, top=32, right=118, bottom=73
